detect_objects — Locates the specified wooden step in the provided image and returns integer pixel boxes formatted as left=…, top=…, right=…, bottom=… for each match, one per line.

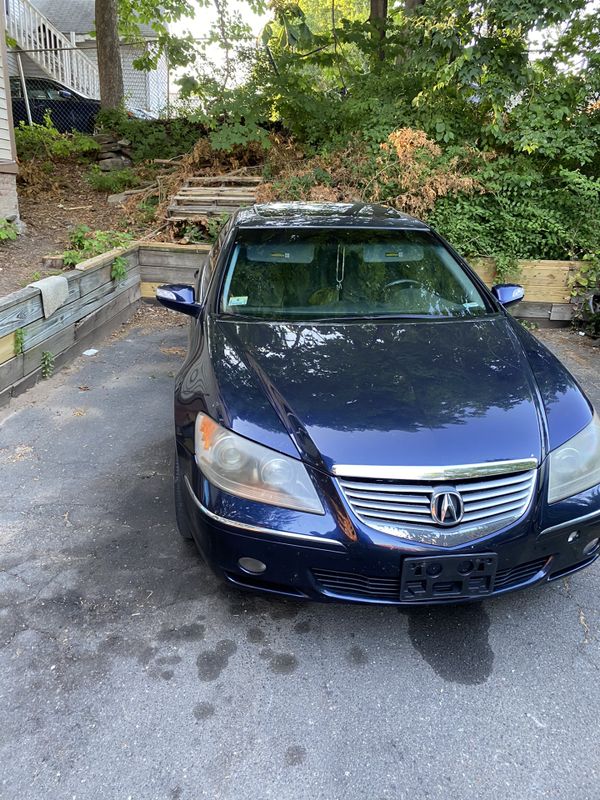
left=168, top=204, right=248, bottom=217
left=176, top=188, right=257, bottom=197
left=172, top=198, right=255, bottom=207
left=185, top=175, right=263, bottom=185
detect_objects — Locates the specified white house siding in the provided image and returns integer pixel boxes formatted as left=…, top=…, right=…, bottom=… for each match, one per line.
left=0, top=57, right=14, bottom=161
left=0, top=5, right=20, bottom=222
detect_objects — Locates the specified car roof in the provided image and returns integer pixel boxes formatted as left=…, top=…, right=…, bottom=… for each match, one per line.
left=234, top=203, right=430, bottom=231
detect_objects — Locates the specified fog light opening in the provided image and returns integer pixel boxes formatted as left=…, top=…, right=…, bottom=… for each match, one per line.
left=583, top=538, right=600, bottom=557
left=567, top=531, right=580, bottom=543
left=238, top=557, right=267, bottom=575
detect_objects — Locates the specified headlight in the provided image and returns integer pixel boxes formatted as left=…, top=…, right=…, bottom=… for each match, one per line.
left=548, top=413, right=600, bottom=503
left=195, top=413, right=324, bottom=514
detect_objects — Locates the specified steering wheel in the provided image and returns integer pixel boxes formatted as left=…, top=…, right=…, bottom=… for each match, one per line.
left=384, top=279, right=421, bottom=290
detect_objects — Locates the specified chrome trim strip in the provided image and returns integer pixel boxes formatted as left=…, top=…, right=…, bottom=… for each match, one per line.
left=183, top=475, right=344, bottom=548
left=332, top=458, right=538, bottom=481
left=539, top=508, right=600, bottom=538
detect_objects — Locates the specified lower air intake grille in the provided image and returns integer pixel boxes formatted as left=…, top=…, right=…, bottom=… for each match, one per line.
left=312, top=568, right=401, bottom=600
left=494, top=557, right=549, bottom=589
left=313, top=557, right=549, bottom=601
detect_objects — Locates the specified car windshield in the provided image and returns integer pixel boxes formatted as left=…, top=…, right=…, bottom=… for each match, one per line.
left=220, top=229, right=490, bottom=320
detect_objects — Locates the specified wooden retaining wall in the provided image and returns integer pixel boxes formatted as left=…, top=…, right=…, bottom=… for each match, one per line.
left=0, top=241, right=579, bottom=409
left=473, top=258, right=577, bottom=324
left=0, top=246, right=141, bottom=408
left=138, top=242, right=211, bottom=299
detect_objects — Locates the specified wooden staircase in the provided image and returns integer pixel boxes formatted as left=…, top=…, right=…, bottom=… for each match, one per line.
left=167, top=175, right=262, bottom=221
left=7, top=0, right=100, bottom=98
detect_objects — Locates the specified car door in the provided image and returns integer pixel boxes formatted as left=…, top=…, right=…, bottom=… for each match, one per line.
left=25, top=79, right=98, bottom=133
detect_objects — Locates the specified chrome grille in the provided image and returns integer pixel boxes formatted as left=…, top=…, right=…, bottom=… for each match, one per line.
left=337, top=468, right=537, bottom=546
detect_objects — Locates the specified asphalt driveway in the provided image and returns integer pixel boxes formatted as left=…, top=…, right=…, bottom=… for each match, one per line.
left=1, top=313, right=599, bottom=800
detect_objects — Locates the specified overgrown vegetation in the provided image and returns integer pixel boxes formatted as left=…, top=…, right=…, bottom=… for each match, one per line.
left=86, top=165, right=141, bottom=193
left=15, top=114, right=99, bottom=162
left=62, top=225, right=134, bottom=267
left=570, top=254, right=600, bottom=336
left=0, top=218, right=18, bottom=242
left=95, top=109, right=205, bottom=162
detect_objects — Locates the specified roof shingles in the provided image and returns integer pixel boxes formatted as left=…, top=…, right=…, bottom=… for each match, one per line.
left=33, top=0, right=155, bottom=38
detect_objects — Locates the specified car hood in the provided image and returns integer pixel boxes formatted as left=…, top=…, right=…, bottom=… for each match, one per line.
left=209, top=316, right=544, bottom=473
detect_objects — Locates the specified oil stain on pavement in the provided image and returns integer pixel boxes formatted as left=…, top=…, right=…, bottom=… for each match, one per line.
left=407, top=603, right=494, bottom=684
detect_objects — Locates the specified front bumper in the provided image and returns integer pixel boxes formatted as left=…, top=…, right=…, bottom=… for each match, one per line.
left=179, top=449, right=600, bottom=605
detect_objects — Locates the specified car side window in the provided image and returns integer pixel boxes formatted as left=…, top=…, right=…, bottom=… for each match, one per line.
left=26, top=79, right=52, bottom=100
left=198, top=221, right=232, bottom=303
left=10, top=78, right=22, bottom=99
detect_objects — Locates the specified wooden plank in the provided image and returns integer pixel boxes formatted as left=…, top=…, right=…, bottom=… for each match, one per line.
left=23, top=325, right=75, bottom=374
left=141, top=281, right=162, bottom=299
left=78, top=253, right=138, bottom=296
left=140, top=265, right=200, bottom=284
left=22, top=272, right=140, bottom=351
left=139, top=250, right=208, bottom=269
left=168, top=205, right=241, bottom=216
left=176, top=185, right=257, bottom=193
left=0, top=286, right=40, bottom=314
left=138, top=242, right=211, bottom=254
left=175, top=191, right=256, bottom=199
left=185, top=176, right=262, bottom=185
left=549, top=303, right=574, bottom=321
left=0, top=290, right=44, bottom=338
left=173, top=198, right=255, bottom=207
left=519, top=289, right=571, bottom=303
left=0, top=332, right=16, bottom=365
left=0, top=355, right=24, bottom=393
left=75, top=285, right=141, bottom=341
left=74, top=244, right=139, bottom=273
left=509, top=302, right=551, bottom=320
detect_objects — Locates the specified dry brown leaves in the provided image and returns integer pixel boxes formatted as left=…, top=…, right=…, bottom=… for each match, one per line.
left=377, top=128, right=480, bottom=218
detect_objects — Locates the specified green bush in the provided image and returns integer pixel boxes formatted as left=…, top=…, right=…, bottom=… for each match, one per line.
left=95, top=109, right=205, bottom=162
left=15, top=113, right=98, bottom=161
left=62, top=225, right=134, bottom=267
left=0, top=218, right=18, bottom=242
left=86, top=166, right=140, bottom=193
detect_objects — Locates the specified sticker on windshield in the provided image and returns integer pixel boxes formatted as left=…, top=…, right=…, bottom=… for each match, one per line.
left=229, top=296, right=248, bottom=306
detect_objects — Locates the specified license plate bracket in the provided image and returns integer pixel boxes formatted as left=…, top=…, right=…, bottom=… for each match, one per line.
left=400, top=553, right=498, bottom=601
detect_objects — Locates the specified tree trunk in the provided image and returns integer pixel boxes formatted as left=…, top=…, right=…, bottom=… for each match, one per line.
left=369, top=0, right=388, bottom=61
left=95, top=0, right=124, bottom=109
left=405, top=0, right=425, bottom=10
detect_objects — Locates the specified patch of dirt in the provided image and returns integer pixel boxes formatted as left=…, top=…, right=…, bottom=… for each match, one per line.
left=112, top=304, right=188, bottom=340
left=536, top=327, right=600, bottom=355
left=0, top=162, right=127, bottom=296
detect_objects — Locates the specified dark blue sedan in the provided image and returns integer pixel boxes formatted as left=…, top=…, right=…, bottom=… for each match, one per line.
left=157, top=203, right=600, bottom=604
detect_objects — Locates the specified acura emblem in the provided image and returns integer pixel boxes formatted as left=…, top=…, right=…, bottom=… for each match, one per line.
left=431, top=488, right=464, bottom=526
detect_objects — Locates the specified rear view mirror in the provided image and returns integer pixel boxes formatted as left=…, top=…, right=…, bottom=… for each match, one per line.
left=492, top=284, right=525, bottom=308
left=58, top=90, right=73, bottom=98
left=156, top=284, right=202, bottom=317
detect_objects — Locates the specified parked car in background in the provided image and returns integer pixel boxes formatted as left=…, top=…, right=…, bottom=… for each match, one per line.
left=10, top=77, right=157, bottom=133
left=157, top=202, right=600, bottom=605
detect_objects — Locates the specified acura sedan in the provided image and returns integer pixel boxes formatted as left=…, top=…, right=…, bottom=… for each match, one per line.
left=157, top=203, right=600, bottom=604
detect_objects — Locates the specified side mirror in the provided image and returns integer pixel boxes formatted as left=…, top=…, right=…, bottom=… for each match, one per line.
left=156, top=284, right=202, bottom=317
left=492, top=284, right=525, bottom=308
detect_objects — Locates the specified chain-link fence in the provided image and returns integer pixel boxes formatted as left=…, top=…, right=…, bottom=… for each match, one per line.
left=8, top=40, right=173, bottom=134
